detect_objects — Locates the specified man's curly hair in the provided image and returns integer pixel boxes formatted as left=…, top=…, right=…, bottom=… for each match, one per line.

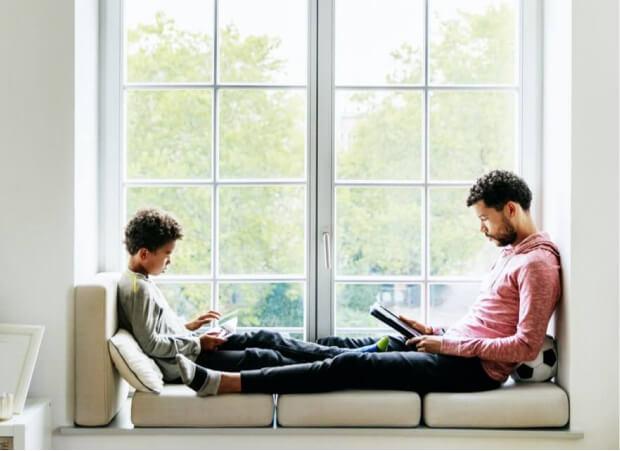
left=466, top=170, right=532, bottom=211
left=124, top=208, right=183, bottom=255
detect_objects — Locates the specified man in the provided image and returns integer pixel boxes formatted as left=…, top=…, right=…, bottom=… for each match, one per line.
left=175, top=170, right=562, bottom=397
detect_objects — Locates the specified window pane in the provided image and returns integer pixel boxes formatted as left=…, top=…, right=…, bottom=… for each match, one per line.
left=335, top=0, right=424, bottom=85
left=218, top=0, right=307, bottom=84
left=429, top=91, right=516, bottom=181
left=218, top=89, right=306, bottom=179
left=218, top=186, right=305, bottom=275
left=157, top=283, right=212, bottom=321
left=335, top=90, right=423, bottom=181
left=429, top=283, right=479, bottom=328
left=430, top=188, right=498, bottom=276
left=336, top=187, right=422, bottom=276
left=125, top=0, right=214, bottom=83
left=126, top=187, right=212, bottom=275
left=126, top=90, right=212, bottom=179
left=218, top=282, right=304, bottom=328
left=429, top=0, right=518, bottom=85
left=335, top=283, right=421, bottom=331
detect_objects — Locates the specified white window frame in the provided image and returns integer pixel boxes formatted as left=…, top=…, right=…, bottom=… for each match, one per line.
left=100, top=0, right=541, bottom=340
left=316, top=0, right=542, bottom=337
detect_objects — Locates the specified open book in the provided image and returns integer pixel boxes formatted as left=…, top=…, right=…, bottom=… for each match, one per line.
left=369, top=302, right=422, bottom=339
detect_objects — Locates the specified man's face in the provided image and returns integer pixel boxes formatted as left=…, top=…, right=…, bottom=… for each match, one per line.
left=473, top=201, right=517, bottom=247
left=142, top=240, right=176, bottom=276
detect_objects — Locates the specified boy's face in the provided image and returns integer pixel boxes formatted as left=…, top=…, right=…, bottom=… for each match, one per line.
left=141, top=240, right=176, bottom=276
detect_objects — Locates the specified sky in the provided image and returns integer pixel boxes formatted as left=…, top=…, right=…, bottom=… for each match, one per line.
left=124, top=0, right=516, bottom=86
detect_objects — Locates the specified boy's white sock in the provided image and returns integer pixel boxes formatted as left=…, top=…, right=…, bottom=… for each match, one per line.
left=175, top=354, right=221, bottom=396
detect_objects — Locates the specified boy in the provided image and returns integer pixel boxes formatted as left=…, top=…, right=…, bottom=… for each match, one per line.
left=118, top=208, right=387, bottom=387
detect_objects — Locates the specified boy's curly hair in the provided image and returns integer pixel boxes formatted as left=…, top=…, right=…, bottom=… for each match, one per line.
left=124, top=208, right=183, bottom=255
left=466, top=170, right=532, bottom=211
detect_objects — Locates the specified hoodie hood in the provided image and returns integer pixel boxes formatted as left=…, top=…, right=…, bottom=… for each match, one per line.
left=503, top=231, right=560, bottom=259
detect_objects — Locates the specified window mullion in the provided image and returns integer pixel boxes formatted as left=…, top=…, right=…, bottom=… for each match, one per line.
left=315, top=0, right=335, bottom=339
left=423, top=0, right=430, bottom=325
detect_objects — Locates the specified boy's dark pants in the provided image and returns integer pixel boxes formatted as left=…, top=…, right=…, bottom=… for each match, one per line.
left=195, top=329, right=349, bottom=370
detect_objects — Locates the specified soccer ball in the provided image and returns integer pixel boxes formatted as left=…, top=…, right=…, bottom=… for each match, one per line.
left=511, top=335, right=558, bottom=383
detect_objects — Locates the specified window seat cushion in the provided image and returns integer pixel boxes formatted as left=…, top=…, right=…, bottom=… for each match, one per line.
left=276, top=390, right=421, bottom=427
left=423, top=380, right=569, bottom=428
left=131, top=385, right=274, bottom=427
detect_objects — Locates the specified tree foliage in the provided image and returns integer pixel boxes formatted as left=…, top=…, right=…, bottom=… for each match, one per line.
left=125, top=3, right=516, bottom=330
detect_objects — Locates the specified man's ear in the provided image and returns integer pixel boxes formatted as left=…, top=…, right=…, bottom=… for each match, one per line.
left=505, top=201, right=517, bottom=218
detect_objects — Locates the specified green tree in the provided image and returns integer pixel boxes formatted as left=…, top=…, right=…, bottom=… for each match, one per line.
left=125, top=3, right=516, bottom=330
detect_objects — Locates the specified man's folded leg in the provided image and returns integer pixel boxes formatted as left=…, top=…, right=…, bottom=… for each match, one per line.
left=317, top=335, right=409, bottom=351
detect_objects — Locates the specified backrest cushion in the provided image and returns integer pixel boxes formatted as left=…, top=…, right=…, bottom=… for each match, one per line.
left=75, top=273, right=129, bottom=426
left=108, top=329, right=164, bottom=393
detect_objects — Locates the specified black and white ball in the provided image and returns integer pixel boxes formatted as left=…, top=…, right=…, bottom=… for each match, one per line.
left=511, top=335, right=558, bottom=383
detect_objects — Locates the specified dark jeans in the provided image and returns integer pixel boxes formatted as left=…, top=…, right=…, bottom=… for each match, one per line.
left=239, top=334, right=501, bottom=395
left=195, top=330, right=349, bottom=371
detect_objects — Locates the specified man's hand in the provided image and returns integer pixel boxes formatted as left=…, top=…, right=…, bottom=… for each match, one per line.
left=199, top=330, right=228, bottom=351
left=406, top=335, right=442, bottom=354
left=398, top=314, right=434, bottom=335
left=185, top=310, right=221, bottom=331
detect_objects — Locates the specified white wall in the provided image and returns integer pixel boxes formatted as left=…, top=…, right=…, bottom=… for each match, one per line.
left=543, top=0, right=619, bottom=448
left=0, top=0, right=75, bottom=427
left=74, top=0, right=100, bottom=283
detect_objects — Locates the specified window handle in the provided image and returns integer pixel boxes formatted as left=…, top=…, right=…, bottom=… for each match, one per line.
left=322, top=231, right=332, bottom=270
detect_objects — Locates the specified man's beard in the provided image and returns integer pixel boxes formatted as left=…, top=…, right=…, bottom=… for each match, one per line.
left=487, top=217, right=517, bottom=247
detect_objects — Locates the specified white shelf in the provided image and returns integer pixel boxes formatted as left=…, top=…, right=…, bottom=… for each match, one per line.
left=0, top=399, right=51, bottom=450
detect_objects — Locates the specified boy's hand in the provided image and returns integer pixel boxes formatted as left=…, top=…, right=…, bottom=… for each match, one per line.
left=199, top=330, right=228, bottom=351
left=186, top=310, right=221, bottom=331
left=406, top=335, right=443, bottom=354
left=398, top=314, right=434, bottom=335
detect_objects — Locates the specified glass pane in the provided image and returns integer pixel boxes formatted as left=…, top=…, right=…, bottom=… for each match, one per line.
left=429, top=91, right=516, bottom=181
left=336, top=187, right=422, bottom=276
left=429, top=283, right=480, bottom=328
left=218, top=89, right=306, bottom=179
left=126, top=187, right=212, bottom=275
left=335, top=0, right=424, bottom=85
left=335, top=90, right=423, bottom=181
left=126, top=90, right=212, bottom=179
left=218, top=0, right=307, bottom=84
left=157, top=283, right=212, bottom=322
left=218, top=283, right=304, bottom=328
left=429, top=0, right=517, bottom=85
left=335, top=283, right=421, bottom=330
left=430, top=188, right=499, bottom=276
left=219, top=186, right=305, bottom=275
left=125, top=0, right=214, bottom=83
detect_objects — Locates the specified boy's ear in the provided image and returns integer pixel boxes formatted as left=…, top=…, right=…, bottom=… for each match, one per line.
left=138, top=248, right=149, bottom=260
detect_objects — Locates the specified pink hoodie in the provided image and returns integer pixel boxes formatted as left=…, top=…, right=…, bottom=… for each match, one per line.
left=438, top=232, right=562, bottom=382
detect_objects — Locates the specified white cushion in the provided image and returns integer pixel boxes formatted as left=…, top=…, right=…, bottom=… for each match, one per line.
left=75, top=273, right=129, bottom=426
left=108, top=329, right=164, bottom=393
left=423, top=381, right=569, bottom=428
left=277, top=391, right=421, bottom=427
left=131, top=385, right=275, bottom=427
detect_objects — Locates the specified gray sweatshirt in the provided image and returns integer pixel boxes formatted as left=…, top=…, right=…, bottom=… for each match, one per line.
left=117, top=270, right=201, bottom=381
